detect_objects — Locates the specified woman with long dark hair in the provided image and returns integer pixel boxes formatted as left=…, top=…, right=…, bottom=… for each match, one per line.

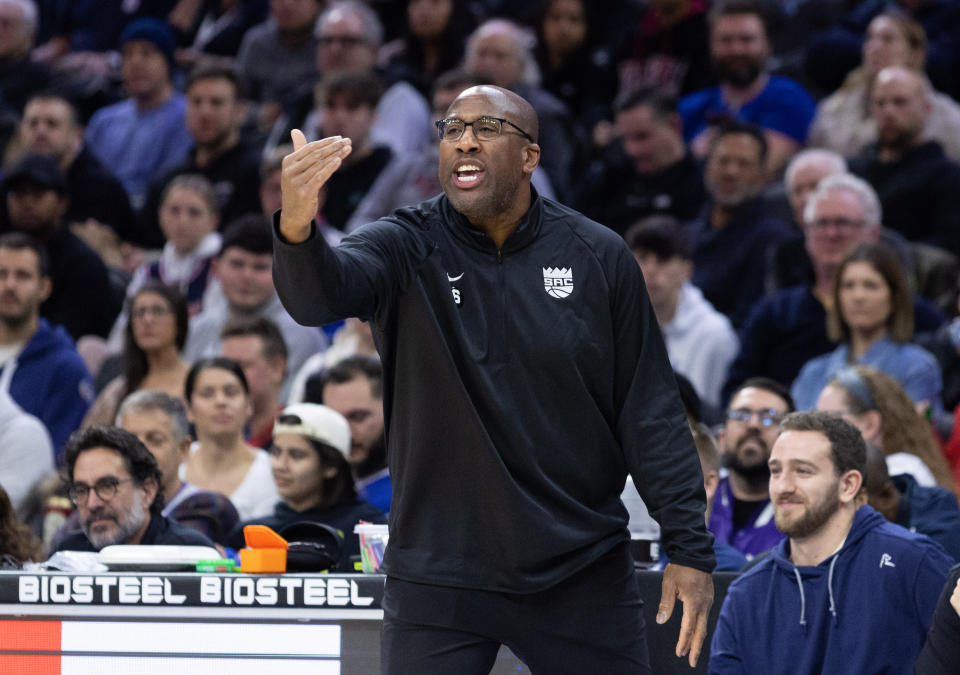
left=379, top=0, right=477, bottom=97
left=84, top=283, right=190, bottom=427
left=534, top=0, right=616, bottom=137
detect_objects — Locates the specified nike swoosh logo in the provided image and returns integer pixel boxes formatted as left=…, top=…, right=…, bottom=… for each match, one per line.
left=447, top=273, right=464, bottom=282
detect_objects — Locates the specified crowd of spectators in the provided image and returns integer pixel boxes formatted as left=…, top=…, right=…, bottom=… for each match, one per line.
left=2, top=0, right=960, bottom=669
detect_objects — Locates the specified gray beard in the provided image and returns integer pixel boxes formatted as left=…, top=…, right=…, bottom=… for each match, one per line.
left=84, top=491, right=148, bottom=550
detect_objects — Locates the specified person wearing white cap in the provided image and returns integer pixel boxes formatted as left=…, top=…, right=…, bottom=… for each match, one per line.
left=227, top=402, right=386, bottom=569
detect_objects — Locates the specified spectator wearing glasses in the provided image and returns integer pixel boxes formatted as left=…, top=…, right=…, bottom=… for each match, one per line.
left=83, top=283, right=190, bottom=428
left=274, top=1, right=434, bottom=161
left=51, top=426, right=215, bottom=553
left=722, top=173, right=945, bottom=403
left=709, top=377, right=794, bottom=558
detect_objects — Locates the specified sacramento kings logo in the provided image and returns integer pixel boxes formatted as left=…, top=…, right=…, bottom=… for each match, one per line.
left=543, top=267, right=573, bottom=299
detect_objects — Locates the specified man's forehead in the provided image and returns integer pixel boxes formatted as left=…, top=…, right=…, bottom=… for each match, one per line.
left=714, top=13, right=766, bottom=35
left=446, top=89, right=512, bottom=118
left=0, top=247, right=40, bottom=268
left=223, top=334, right=265, bottom=359
left=815, top=189, right=864, bottom=217
left=874, top=69, right=922, bottom=94
left=322, top=9, right=364, bottom=34
left=730, top=386, right=788, bottom=412
left=74, top=447, right=129, bottom=478
left=771, top=430, right=831, bottom=463
left=26, top=99, right=70, bottom=119
left=222, top=247, right=270, bottom=263
left=324, top=375, right=376, bottom=401
left=122, top=409, right=172, bottom=434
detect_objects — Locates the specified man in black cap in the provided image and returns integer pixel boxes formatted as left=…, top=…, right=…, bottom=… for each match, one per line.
left=83, top=17, right=192, bottom=213
left=3, top=153, right=119, bottom=339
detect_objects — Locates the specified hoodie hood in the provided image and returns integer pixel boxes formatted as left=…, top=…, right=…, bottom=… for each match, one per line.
left=0, top=318, right=77, bottom=392
left=710, top=504, right=953, bottom=674
left=667, top=283, right=716, bottom=334
left=770, top=506, right=888, bottom=628
left=19, top=318, right=76, bottom=360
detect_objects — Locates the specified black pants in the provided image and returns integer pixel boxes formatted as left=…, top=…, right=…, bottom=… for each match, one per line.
left=381, top=543, right=651, bottom=675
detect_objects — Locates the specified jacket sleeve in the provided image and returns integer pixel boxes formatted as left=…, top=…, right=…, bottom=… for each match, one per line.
left=913, top=564, right=960, bottom=675
left=611, top=244, right=715, bottom=572
left=272, top=211, right=433, bottom=326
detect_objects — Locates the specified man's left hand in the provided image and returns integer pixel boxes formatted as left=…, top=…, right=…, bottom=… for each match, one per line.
left=657, top=562, right=714, bottom=668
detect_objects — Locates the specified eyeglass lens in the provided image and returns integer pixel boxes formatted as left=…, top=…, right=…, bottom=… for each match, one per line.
left=69, top=477, right=124, bottom=503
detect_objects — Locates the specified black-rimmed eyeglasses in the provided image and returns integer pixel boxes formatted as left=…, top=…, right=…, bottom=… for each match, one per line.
left=726, top=408, right=783, bottom=427
left=435, top=117, right=535, bottom=143
left=68, top=477, right=135, bottom=504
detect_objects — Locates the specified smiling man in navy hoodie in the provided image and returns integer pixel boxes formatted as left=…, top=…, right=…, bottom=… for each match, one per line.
left=710, top=411, right=952, bottom=674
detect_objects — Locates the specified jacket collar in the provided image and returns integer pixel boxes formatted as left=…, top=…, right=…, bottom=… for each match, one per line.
left=440, top=185, right=543, bottom=255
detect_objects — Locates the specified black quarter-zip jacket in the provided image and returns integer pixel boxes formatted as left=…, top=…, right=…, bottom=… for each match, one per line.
left=273, top=188, right=715, bottom=592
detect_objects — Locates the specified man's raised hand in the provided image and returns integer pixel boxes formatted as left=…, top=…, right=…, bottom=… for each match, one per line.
left=278, top=129, right=352, bottom=243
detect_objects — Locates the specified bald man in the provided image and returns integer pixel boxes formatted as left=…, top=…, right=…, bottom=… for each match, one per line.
left=273, top=85, right=715, bottom=673
left=849, top=66, right=960, bottom=254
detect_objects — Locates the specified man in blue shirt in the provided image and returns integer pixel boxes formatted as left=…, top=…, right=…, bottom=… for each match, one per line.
left=84, top=18, right=192, bottom=211
left=680, top=0, right=815, bottom=175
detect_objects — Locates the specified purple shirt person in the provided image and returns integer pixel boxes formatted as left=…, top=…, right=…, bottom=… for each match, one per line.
left=709, top=378, right=794, bottom=557
left=709, top=476, right=783, bottom=557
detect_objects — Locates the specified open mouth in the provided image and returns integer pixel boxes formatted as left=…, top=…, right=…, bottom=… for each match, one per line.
left=453, top=164, right=484, bottom=188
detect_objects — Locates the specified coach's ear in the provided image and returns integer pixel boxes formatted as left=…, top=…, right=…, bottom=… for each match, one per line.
left=521, top=142, right=540, bottom=176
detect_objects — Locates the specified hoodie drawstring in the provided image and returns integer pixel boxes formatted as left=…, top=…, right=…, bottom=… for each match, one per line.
left=792, top=567, right=807, bottom=631
left=827, top=555, right=839, bottom=624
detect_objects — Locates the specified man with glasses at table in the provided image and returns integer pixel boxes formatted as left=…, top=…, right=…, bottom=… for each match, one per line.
left=51, top=426, right=215, bottom=553
left=710, top=377, right=794, bottom=558
left=273, top=85, right=716, bottom=673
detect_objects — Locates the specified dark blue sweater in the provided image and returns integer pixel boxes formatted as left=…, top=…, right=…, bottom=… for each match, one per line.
left=893, top=473, right=960, bottom=563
